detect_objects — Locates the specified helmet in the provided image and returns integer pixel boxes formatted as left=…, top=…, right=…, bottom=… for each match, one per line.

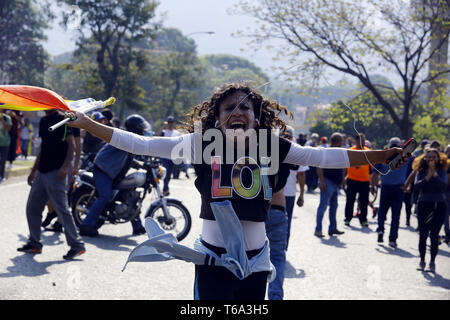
left=125, top=114, right=151, bottom=135
left=388, top=137, right=401, bottom=148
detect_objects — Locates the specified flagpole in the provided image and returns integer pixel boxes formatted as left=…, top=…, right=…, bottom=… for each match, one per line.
left=48, top=97, right=116, bottom=132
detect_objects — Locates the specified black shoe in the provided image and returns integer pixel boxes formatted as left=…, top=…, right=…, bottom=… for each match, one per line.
left=42, top=211, right=57, bottom=228
left=427, top=261, right=435, bottom=273
left=314, top=230, right=325, bottom=238
left=361, top=221, right=369, bottom=227
left=377, top=233, right=383, bottom=243
left=132, top=227, right=146, bottom=236
left=417, top=260, right=425, bottom=271
left=63, top=248, right=86, bottom=260
left=45, top=221, right=63, bottom=232
left=79, top=225, right=99, bottom=237
left=388, top=240, right=397, bottom=248
left=17, top=243, right=42, bottom=254
left=406, top=220, right=410, bottom=227
left=328, top=230, right=345, bottom=236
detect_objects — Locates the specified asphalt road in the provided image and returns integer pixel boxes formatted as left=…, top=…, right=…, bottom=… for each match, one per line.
left=1, top=173, right=449, bottom=300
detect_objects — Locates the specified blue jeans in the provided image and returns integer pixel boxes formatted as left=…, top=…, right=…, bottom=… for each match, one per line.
left=20, top=139, right=29, bottom=158
left=82, top=169, right=112, bottom=227
left=315, top=178, right=339, bottom=233
left=285, top=196, right=295, bottom=249
left=265, top=206, right=288, bottom=300
left=162, top=158, right=175, bottom=192
left=82, top=168, right=143, bottom=230
left=376, top=185, right=404, bottom=241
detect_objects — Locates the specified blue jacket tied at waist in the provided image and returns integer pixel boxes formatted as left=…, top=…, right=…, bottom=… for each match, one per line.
left=122, top=200, right=275, bottom=282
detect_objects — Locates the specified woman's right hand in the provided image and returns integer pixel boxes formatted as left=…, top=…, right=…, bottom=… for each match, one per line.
left=66, top=111, right=89, bottom=129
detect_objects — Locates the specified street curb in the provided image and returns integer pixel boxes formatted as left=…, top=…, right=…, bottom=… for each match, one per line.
left=5, top=166, right=32, bottom=179
left=4, top=159, right=34, bottom=179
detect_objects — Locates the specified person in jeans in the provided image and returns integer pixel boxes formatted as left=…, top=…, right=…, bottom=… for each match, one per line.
left=371, top=137, right=408, bottom=248
left=265, top=163, right=291, bottom=300
left=344, top=133, right=371, bottom=227
left=67, top=82, right=410, bottom=300
left=413, top=148, right=448, bottom=273
left=78, top=114, right=148, bottom=237
left=314, top=133, right=345, bottom=238
left=17, top=110, right=85, bottom=260
left=0, top=110, right=12, bottom=183
left=20, top=117, right=33, bottom=160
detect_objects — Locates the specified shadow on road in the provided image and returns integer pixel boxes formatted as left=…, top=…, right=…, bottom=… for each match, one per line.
left=422, top=271, right=450, bottom=290
left=436, top=245, right=450, bottom=258
left=284, top=260, right=305, bottom=279
left=0, top=255, right=70, bottom=278
left=80, top=234, right=139, bottom=252
left=345, top=225, right=373, bottom=234
left=375, top=244, right=417, bottom=258
left=320, top=236, right=347, bottom=248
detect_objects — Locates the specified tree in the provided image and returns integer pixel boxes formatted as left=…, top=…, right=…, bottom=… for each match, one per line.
left=0, top=0, right=53, bottom=85
left=234, top=0, right=450, bottom=139
left=198, top=54, right=270, bottom=100
left=137, top=28, right=205, bottom=127
left=311, top=92, right=405, bottom=149
left=60, top=0, right=160, bottom=118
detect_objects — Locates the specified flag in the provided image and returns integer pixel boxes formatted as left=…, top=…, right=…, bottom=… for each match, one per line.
left=0, top=85, right=71, bottom=111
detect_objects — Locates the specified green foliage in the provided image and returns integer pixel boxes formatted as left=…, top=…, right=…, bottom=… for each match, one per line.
left=0, top=0, right=53, bottom=85
left=311, top=91, right=406, bottom=149
left=197, top=54, right=268, bottom=98
left=235, top=0, right=450, bottom=139
left=413, top=92, right=450, bottom=146
left=59, top=0, right=160, bottom=119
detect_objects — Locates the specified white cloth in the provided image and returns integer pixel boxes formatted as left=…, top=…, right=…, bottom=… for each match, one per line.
left=284, top=165, right=309, bottom=197
left=110, top=129, right=350, bottom=168
left=110, top=129, right=351, bottom=250
left=202, top=219, right=267, bottom=251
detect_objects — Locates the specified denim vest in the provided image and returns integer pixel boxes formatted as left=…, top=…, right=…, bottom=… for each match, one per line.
left=94, top=144, right=129, bottom=180
left=122, top=200, right=275, bottom=282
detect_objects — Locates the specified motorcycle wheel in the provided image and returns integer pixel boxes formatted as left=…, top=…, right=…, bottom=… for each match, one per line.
left=71, top=187, right=97, bottom=227
left=145, top=199, right=192, bottom=242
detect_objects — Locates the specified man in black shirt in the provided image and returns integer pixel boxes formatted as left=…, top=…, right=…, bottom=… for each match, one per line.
left=18, top=110, right=86, bottom=260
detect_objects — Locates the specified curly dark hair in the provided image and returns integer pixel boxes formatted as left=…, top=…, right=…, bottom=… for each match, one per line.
left=180, top=82, right=293, bottom=133
left=413, top=148, right=448, bottom=172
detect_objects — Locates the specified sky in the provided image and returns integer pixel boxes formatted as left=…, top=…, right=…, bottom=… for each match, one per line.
left=44, top=0, right=289, bottom=78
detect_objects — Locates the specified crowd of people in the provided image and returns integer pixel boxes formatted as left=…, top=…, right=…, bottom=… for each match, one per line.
left=297, top=131, right=449, bottom=275
left=0, top=109, right=35, bottom=183
left=6, top=82, right=448, bottom=300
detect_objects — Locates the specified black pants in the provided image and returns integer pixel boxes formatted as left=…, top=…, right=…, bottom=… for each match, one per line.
left=403, top=191, right=413, bottom=224
left=345, top=179, right=369, bottom=223
left=194, top=241, right=268, bottom=300
left=305, top=166, right=318, bottom=192
left=417, top=201, right=446, bottom=263
left=7, top=129, right=17, bottom=163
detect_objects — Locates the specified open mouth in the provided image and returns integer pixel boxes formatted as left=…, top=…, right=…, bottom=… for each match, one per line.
left=229, top=120, right=246, bottom=130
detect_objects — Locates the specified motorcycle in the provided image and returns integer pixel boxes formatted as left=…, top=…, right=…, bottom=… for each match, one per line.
left=70, top=156, right=192, bottom=241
